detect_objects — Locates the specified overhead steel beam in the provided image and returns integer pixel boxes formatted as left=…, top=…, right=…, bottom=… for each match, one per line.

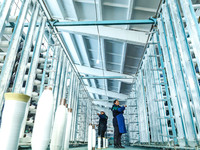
left=86, top=86, right=129, bottom=100
left=52, top=19, right=155, bottom=26
left=76, top=65, right=135, bottom=83
left=57, top=25, right=147, bottom=45
left=81, top=76, right=135, bottom=79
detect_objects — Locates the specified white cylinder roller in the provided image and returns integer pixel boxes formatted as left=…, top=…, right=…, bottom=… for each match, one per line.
left=8, top=16, right=18, bottom=22
left=88, top=124, right=92, bottom=150
left=97, top=137, right=101, bottom=149
left=103, top=137, right=106, bottom=149
left=36, top=69, right=42, bottom=74
left=3, top=28, right=13, bottom=35
left=63, top=108, right=73, bottom=150
left=39, top=58, right=45, bottom=63
left=34, top=80, right=41, bottom=85
left=0, top=93, right=30, bottom=150
left=0, top=55, right=5, bottom=62
left=92, top=125, right=96, bottom=150
left=0, top=41, right=9, bottom=48
left=106, top=138, right=108, bottom=148
left=31, top=87, right=54, bottom=150
left=50, top=99, right=67, bottom=150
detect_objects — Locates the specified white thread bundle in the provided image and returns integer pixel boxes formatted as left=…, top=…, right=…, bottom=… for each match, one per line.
left=63, top=108, right=72, bottom=150
left=31, top=88, right=54, bottom=150
left=0, top=93, right=30, bottom=150
left=50, top=100, right=67, bottom=150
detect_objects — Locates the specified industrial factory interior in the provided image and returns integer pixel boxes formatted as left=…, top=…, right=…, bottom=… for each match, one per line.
left=1, top=0, right=200, bottom=149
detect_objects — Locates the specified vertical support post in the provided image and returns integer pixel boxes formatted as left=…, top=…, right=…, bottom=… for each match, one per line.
left=168, top=0, right=200, bottom=140
left=39, top=30, right=52, bottom=97
left=0, top=0, right=14, bottom=40
left=163, top=2, right=198, bottom=145
left=57, top=56, right=67, bottom=105
left=0, top=0, right=31, bottom=110
left=180, top=0, right=200, bottom=70
left=20, top=17, right=46, bottom=137
left=12, top=3, right=40, bottom=93
left=155, top=31, right=178, bottom=145
left=158, top=17, right=187, bottom=146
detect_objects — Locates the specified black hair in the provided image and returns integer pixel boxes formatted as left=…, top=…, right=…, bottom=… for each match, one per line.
left=113, top=99, right=118, bottom=104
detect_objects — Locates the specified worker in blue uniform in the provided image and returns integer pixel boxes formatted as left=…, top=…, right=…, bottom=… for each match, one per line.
left=111, top=99, right=127, bottom=148
left=97, top=111, right=108, bottom=147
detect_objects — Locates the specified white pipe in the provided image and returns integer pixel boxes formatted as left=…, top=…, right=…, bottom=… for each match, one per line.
left=0, top=93, right=30, bottom=150
left=106, top=138, right=108, bottom=148
left=31, top=87, right=54, bottom=150
left=50, top=99, right=67, bottom=150
left=88, top=124, right=92, bottom=150
left=63, top=108, right=73, bottom=150
left=92, top=125, right=96, bottom=150
left=103, top=137, right=106, bottom=149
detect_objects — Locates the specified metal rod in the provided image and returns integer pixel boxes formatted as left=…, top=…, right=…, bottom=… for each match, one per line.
left=0, top=0, right=14, bottom=39
left=39, top=29, right=52, bottom=97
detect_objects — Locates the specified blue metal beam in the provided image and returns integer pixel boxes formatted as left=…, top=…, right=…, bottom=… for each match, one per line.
left=6, top=18, right=156, bottom=28
left=51, top=19, right=156, bottom=26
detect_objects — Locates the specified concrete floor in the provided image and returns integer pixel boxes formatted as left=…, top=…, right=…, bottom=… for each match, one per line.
left=69, top=146, right=161, bottom=150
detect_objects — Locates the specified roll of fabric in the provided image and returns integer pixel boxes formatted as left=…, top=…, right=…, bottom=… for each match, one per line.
left=50, top=99, right=67, bottom=150
left=88, top=124, right=92, bottom=150
left=31, top=87, right=54, bottom=150
left=0, top=93, right=30, bottom=150
left=63, top=108, right=72, bottom=150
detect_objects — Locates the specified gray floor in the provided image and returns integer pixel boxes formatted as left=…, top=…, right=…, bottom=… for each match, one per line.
left=69, top=146, right=161, bottom=150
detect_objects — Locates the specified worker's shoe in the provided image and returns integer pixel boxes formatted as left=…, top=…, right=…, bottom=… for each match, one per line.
left=114, top=145, right=120, bottom=148
left=119, top=145, right=125, bottom=148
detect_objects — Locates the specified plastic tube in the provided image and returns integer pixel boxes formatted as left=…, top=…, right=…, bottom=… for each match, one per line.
left=92, top=125, right=96, bottom=150
left=63, top=108, right=73, bottom=150
left=50, top=99, right=67, bottom=150
left=31, top=87, right=54, bottom=150
left=0, top=93, right=30, bottom=150
left=88, top=124, right=92, bottom=150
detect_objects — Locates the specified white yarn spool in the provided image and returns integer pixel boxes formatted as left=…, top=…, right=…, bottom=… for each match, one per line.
left=50, top=99, right=67, bottom=150
left=31, top=87, right=54, bottom=150
left=0, top=93, right=30, bottom=150
left=97, top=137, right=101, bottom=149
left=0, top=41, right=9, bottom=48
left=103, top=137, right=106, bottom=148
left=8, top=15, right=18, bottom=22
left=88, top=124, right=92, bottom=150
left=63, top=108, right=72, bottom=150
left=106, top=138, right=108, bottom=148
left=92, top=125, right=96, bottom=150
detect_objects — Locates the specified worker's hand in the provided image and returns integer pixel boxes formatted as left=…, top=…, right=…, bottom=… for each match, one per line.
left=97, top=113, right=100, bottom=115
left=124, top=105, right=127, bottom=107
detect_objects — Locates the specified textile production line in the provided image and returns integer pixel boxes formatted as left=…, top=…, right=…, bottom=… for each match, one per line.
left=0, top=0, right=200, bottom=149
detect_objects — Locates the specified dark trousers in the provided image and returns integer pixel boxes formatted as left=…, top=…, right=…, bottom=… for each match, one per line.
left=114, top=125, right=122, bottom=146
left=98, top=125, right=106, bottom=146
